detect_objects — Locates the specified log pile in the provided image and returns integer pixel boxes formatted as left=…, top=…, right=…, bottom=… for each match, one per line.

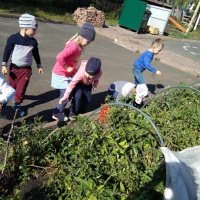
left=73, top=6, right=105, bottom=28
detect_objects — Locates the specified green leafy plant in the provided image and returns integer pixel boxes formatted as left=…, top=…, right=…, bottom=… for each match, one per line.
left=0, top=85, right=199, bottom=199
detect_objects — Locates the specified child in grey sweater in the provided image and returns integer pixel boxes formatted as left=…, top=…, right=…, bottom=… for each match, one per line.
left=108, top=80, right=148, bottom=104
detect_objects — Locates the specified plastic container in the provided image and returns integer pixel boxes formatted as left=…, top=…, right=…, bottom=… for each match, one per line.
left=140, top=10, right=152, bottom=30
left=146, top=4, right=172, bottom=35
left=119, top=0, right=147, bottom=32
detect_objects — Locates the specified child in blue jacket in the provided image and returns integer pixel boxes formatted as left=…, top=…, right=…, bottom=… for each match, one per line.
left=132, top=38, right=164, bottom=85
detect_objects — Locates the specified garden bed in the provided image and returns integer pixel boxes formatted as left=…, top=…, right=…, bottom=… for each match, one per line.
left=0, top=83, right=199, bottom=199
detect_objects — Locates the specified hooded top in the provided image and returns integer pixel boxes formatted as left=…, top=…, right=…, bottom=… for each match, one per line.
left=0, top=75, right=15, bottom=105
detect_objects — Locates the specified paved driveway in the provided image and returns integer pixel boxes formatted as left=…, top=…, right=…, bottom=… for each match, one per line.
left=0, top=17, right=199, bottom=133
left=139, top=38, right=200, bottom=62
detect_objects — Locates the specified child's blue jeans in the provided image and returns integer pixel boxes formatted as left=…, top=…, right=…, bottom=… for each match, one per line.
left=132, top=66, right=145, bottom=85
left=70, top=82, right=92, bottom=114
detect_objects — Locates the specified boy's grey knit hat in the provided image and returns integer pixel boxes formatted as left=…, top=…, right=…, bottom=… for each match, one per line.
left=19, top=13, right=38, bottom=29
left=78, top=22, right=96, bottom=41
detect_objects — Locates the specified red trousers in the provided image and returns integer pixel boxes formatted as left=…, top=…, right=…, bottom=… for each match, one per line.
left=8, top=65, right=32, bottom=104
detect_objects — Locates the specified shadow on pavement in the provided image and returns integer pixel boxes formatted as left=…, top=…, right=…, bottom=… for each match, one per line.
left=147, top=83, right=164, bottom=95
left=1, top=89, right=59, bottom=120
left=1, top=90, right=108, bottom=134
left=86, top=91, right=108, bottom=113
left=25, top=89, right=59, bottom=108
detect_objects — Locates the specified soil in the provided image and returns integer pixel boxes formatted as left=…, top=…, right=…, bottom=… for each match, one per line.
left=164, top=23, right=183, bottom=35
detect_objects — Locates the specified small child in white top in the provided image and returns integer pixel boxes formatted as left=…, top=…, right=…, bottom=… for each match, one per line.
left=0, top=75, right=15, bottom=110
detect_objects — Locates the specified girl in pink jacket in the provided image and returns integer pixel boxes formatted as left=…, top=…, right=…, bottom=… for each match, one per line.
left=51, top=22, right=96, bottom=121
left=59, top=57, right=102, bottom=121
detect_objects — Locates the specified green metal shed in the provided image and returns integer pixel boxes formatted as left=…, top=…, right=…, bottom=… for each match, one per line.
left=119, top=0, right=148, bottom=31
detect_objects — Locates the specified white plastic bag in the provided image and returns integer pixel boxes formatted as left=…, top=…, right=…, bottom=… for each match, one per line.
left=161, top=146, right=200, bottom=200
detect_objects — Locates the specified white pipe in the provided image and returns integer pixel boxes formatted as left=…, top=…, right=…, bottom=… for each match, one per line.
left=194, top=12, right=200, bottom=30
left=185, top=0, right=200, bottom=34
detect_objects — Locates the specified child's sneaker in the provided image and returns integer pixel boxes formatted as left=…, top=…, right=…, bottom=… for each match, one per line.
left=52, top=112, right=68, bottom=122
left=69, top=112, right=77, bottom=121
left=12, top=104, right=25, bottom=116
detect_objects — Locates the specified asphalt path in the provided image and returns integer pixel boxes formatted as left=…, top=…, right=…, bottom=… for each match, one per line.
left=137, top=38, right=200, bottom=62
left=0, top=17, right=199, bottom=133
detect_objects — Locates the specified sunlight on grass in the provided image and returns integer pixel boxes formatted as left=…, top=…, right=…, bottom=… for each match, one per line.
left=105, top=18, right=118, bottom=26
left=166, top=21, right=200, bottom=40
left=105, top=12, right=119, bottom=26
left=186, top=28, right=200, bottom=40
left=170, top=31, right=200, bottom=40
left=33, top=10, right=74, bottom=22
left=0, top=2, right=74, bottom=22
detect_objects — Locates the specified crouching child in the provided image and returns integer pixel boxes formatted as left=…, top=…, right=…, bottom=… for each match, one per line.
left=58, top=57, right=102, bottom=121
left=108, top=80, right=148, bottom=105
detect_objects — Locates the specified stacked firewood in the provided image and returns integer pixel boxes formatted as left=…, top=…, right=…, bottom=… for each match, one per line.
left=73, top=6, right=105, bottom=28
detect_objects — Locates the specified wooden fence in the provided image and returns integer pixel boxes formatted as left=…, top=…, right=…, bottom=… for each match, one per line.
left=100, top=0, right=124, bottom=12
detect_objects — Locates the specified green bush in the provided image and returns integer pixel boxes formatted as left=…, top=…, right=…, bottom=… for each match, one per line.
left=0, top=85, right=199, bottom=199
